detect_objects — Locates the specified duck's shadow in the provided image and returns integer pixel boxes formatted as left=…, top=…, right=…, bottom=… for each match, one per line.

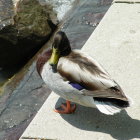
left=55, top=98, right=140, bottom=140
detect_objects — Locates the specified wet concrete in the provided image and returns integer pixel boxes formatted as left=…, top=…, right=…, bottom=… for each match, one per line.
left=0, top=0, right=112, bottom=140
left=62, top=0, right=112, bottom=49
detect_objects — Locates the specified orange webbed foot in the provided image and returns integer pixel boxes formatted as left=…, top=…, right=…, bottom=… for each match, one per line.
left=54, top=100, right=76, bottom=114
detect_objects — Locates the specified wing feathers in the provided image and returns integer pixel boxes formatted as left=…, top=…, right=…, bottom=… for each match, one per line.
left=58, top=57, right=115, bottom=90
left=57, top=50, right=128, bottom=101
left=82, top=88, right=128, bottom=101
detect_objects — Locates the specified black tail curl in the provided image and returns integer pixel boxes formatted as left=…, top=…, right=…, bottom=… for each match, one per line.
left=94, top=97, right=130, bottom=108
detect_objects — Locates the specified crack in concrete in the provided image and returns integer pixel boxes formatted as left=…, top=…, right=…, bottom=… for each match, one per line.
left=21, top=136, right=57, bottom=140
left=27, top=85, right=43, bottom=94
left=0, top=106, right=7, bottom=118
left=114, top=1, right=140, bottom=4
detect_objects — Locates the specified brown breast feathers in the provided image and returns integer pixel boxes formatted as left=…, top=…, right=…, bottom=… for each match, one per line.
left=36, top=49, right=52, bottom=76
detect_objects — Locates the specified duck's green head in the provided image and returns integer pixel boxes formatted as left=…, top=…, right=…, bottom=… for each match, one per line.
left=49, top=31, right=71, bottom=67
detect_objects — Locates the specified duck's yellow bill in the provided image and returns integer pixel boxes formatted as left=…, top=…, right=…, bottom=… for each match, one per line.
left=49, top=48, right=60, bottom=65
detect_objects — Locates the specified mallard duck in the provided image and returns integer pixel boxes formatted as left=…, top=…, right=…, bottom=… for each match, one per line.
left=36, top=31, right=131, bottom=115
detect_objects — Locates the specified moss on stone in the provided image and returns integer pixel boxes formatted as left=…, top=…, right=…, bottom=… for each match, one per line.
left=14, top=0, right=54, bottom=37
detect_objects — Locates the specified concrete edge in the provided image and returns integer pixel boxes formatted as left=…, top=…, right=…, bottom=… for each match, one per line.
left=113, top=0, right=140, bottom=4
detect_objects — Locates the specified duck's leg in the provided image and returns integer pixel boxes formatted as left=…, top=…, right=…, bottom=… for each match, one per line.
left=54, top=100, right=76, bottom=114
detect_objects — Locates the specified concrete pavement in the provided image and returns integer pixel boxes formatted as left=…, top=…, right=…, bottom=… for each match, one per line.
left=20, top=1, right=140, bottom=140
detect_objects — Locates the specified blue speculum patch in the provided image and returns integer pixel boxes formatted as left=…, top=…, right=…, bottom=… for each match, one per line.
left=69, top=82, right=85, bottom=90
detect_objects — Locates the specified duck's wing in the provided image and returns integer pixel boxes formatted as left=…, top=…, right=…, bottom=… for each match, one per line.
left=57, top=50, right=128, bottom=101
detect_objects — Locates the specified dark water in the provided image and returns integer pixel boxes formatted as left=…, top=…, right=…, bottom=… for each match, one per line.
left=0, top=0, right=112, bottom=140
left=0, top=0, right=15, bottom=85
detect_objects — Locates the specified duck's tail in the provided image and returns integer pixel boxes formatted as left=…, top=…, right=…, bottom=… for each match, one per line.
left=94, top=97, right=132, bottom=115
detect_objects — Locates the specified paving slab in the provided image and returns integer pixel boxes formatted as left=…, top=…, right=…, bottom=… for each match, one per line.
left=20, top=2, right=140, bottom=140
